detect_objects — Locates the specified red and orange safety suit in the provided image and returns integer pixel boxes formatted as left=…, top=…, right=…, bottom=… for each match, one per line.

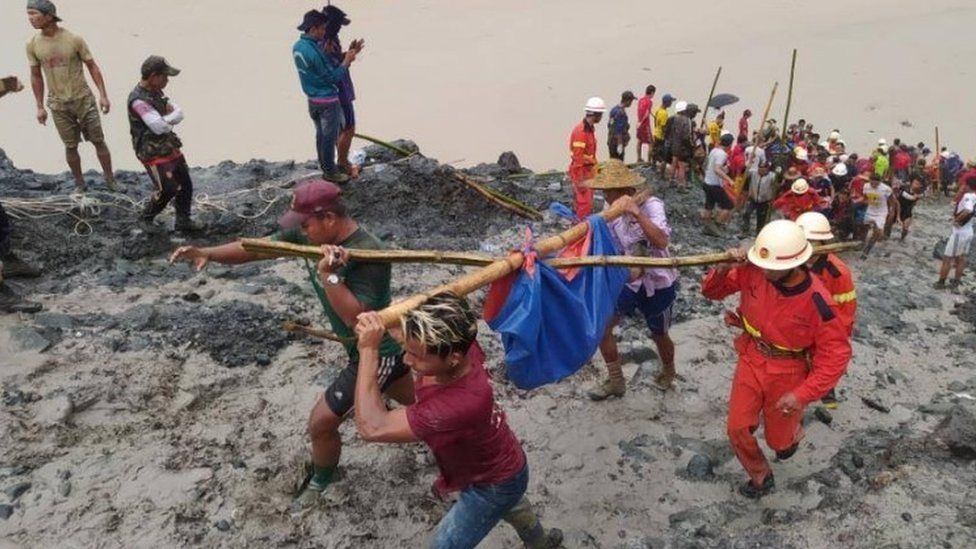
left=568, top=120, right=598, bottom=218
left=772, top=189, right=819, bottom=220
left=809, top=253, right=857, bottom=337
left=701, top=263, right=852, bottom=487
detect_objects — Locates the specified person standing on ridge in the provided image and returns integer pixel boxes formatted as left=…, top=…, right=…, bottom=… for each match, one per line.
left=607, top=91, right=635, bottom=161
left=293, top=10, right=363, bottom=184
left=320, top=4, right=360, bottom=177
left=568, top=97, right=605, bottom=218
left=25, top=0, right=116, bottom=193
left=635, top=85, right=656, bottom=163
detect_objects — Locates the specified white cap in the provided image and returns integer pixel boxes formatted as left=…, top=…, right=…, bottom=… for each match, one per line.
left=674, top=100, right=688, bottom=113
left=940, top=150, right=951, bottom=159
left=794, top=148, right=808, bottom=161
left=585, top=97, right=607, bottom=113
left=829, top=131, right=841, bottom=141
left=831, top=163, right=848, bottom=177
left=878, top=138, right=887, bottom=146
left=747, top=220, right=813, bottom=271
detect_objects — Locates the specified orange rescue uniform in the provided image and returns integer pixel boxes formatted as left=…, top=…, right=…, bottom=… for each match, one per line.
left=702, top=264, right=852, bottom=487
left=773, top=189, right=819, bottom=220
left=568, top=120, right=598, bottom=218
left=809, top=253, right=857, bottom=337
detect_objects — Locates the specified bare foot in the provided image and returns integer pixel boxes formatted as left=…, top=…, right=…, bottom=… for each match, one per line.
left=653, top=368, right=676, bottom=391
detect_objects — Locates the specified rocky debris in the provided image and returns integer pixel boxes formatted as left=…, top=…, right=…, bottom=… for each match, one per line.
left=7, top=325, right=52, bottom=353
left=861, top=396, right=891, bottom=413
left=34, top=395, right=73, bottom=426
left=931, top=405, right=976, bottom=459
left=684, top=454, right=714, bottom=480
left=0, top=504, right=13, bottom=520
left=497, top=151, right=523, bottom=174
left=4, top=482, right=31, bottom=501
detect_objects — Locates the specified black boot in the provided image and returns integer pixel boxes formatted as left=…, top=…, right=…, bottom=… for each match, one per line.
left=0, top=254, right=41, bottom=278
left=0, top=282, right=42, bottom=313
left=175, top=214, right=201, bottom=234
left=775, top=443, right=800, bottom=461
left=738, top=474, right=775, bottom=499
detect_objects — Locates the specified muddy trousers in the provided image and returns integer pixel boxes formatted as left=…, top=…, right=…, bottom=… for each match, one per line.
left=142, top=156, right=193, bottom=221
left=430, top=463, right=548, bottom=549
left=569, top=167, right=595, bottom=219
left=0, top=201, right=11, bottom=257
left=727, top=354, right=807, bottom=486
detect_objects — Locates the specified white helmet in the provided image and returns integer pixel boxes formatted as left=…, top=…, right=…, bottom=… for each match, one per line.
left=831, top=163, right=848, bottom=177
left=674, top=100, right=688, bottom=113
left=585, top=97, right=607, bottom=113
left=794, top=147, right=808, bottom=161
left=747, top=220, right=813, bottom=271
left=791, top=178, right=809, bottom=194
left=828, top=131, right=841, bottom=141
left=796, top=211, right=834, bottom=241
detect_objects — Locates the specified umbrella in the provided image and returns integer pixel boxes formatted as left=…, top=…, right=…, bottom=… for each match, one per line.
left=708, top=93, right=740, bottom=110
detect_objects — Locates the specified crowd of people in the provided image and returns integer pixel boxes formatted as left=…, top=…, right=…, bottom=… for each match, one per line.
left=1, top=1, right=975, bottom=547
left=568, top=89, right=976, bottom=288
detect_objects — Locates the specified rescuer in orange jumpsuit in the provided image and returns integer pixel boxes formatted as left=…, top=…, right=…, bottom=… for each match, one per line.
left=797, top=211, right=857, bottom=409
left=701, top=220, right=852, bottom=498
left=568, top=97, right=606, bottom=218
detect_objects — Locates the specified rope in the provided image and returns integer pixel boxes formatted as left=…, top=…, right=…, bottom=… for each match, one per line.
left=0, top=172, right=317, bottom=237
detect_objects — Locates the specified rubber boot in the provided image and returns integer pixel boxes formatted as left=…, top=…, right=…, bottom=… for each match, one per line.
left=0, top=254, right=41, bottom=278
left=175, top=214, right=201, bottom=234
left=738, top=474, right=775, bottom=499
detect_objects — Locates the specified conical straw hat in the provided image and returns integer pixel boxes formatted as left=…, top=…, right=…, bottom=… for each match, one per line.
left=586, top=159, right=644, bottom=190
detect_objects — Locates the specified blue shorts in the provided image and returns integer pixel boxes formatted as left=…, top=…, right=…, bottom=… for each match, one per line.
left=616, top=282, right=677, bottom=335
left=339, top=99, right=355, bottom=130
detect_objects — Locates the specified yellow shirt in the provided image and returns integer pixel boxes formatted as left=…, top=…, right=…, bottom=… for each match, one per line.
left=707, top=120, right=721, bottom=146
left=653, top=107, right=669, bottom=140
left=26, top=28, right=94, bottom=109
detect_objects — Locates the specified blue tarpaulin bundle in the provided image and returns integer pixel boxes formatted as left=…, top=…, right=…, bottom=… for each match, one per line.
left=484, top=216, right=627, bottom=390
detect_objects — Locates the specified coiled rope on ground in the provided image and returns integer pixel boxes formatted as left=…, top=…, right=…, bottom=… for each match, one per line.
left=0, top=172, right=318, bottom=236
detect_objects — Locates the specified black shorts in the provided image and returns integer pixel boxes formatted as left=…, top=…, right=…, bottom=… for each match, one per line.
left=324, top=353, right=410, bottom=416
left=898, top=199, right=915, bottom=220
left=704, top=184, right=733, bottom=210
left=653, top=139, right=668, bottom=162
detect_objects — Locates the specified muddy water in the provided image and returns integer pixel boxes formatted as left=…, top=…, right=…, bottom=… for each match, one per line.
left=1, top=0, right=975, bottom=174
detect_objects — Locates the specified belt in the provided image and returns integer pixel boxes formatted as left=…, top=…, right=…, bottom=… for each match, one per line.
left=740, top=314, right=809, bottom=360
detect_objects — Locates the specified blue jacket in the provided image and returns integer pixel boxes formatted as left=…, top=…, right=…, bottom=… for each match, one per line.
left=292, top=34, right=347, bottom=100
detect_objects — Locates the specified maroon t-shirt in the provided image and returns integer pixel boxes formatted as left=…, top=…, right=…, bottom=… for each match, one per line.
left=405, top=342, right=526, bottom=496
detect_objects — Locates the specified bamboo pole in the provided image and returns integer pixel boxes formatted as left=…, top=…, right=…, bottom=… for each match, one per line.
left=935, top=126, right=942, bottom=191
left=781, top=49, right=798, bottom=140
left=374, top=190, right=651, bottom=326
left=700, top=66, right=723, bottom=131
left=241, top=238, right=496, bottom=266
left=746, top=81, right=779, bottom=168
left=242, top=238, right=860, bottom=270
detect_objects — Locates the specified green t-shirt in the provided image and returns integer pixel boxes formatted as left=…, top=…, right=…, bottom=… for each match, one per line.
left=272, top=227, right=401, bottom=361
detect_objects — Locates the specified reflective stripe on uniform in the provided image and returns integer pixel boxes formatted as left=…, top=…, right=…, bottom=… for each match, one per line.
left=832, top=290, right=857, bottom=304
left=741, top=315, right=805, bottom=353
left=571, top=141, right=587, bottom=148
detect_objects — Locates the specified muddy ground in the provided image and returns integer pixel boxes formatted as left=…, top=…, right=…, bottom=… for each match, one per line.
left=1, top=144, right=975, bottom=549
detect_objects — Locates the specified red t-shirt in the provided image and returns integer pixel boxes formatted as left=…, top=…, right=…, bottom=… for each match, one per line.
left=405, top=343, right=525, bottom=496
left=636, top=96, right=653, bottom=141
left=893, top=151, right=911, bottom=171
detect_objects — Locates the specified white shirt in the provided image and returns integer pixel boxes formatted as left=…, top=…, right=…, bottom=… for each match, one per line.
left=864, top=183, right=892, bottom=218
left=953, top=192, right=976, bottom=236
left=704, top=147, right=728, bottom=187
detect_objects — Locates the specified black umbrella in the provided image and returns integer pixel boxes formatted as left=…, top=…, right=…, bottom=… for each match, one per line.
left=708, top=93, right=740, bottom=110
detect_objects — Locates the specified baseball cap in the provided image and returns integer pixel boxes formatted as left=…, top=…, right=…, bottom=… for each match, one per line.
left=26, top=0, right=61, bottom=22
left=279, top=179, right=343, bottom=229
left=298, top=9, right=329, bottom=31
left=141, top=56, right=180, bottom=79
left=621, top=90, right=636, bottom=102
left=662, top=93, right=675, bottom=103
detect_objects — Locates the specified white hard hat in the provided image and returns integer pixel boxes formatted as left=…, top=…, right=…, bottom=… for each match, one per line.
left=828, top=131, right=841, bottom=141
left=791, top=178, right=809, bottom=194
left=794, top=147, right=808, bottom=161
left=747, top=220, right=813, bottom=271
left=839, top=154, right=849, bottom=162
left=940, top=150, right=951, bottom=159
left=585, top=97, right=607, bottom=113
left=674, top=100, right=688, bottom=113
left=796, top=211, right=835, bottom=241
left=878, top=138, right=887, bottom=146
left=831, top=163, right=848, bottom=177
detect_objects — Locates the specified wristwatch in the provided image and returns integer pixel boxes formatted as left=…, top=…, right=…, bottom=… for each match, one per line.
left=324, top=273, right=343, bottom=287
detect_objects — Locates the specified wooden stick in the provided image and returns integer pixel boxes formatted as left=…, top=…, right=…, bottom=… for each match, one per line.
left=935, top=126, right=942, bottom=190
left=283, top=321, right=355, bottom=343
left=549, top=242, right=860, bottom=269
left=453, top=172, right=543, bottom=220
left=375, top=190, right=651, bottom=326
left=700, top=66, right=723, bottom=131
left=353, top=133, right=416, bottom=156
left=781, top=49, right=798, bottom=140
left=747, top=81, right=779, bottom=167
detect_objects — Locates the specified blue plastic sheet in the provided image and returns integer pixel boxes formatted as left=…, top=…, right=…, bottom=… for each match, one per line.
left=485, top=215, right=628, bottom=390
